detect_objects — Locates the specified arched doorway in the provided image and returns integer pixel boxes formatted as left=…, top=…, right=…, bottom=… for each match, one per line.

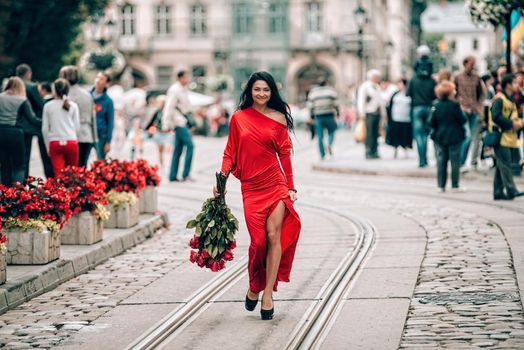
left=296, top=64, right=334, bottom=103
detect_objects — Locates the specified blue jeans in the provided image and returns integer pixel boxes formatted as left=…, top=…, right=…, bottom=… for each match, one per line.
left=460, top=112, right=479, bottom=166
left=412, top=105, right=432, bottom=167
left=95, top=136, right=109, bottom=160
left=170, top=126, right=194, bottom=180
left=315, top=114, right=337, bottom=158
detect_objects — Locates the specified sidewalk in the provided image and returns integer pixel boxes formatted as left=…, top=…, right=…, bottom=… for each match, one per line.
left=0, top=214, right=168, bottom=315
left=313, top=135, right=524, bottom=186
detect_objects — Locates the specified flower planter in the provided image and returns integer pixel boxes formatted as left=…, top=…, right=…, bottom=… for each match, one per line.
left=139, top=186, right=158, bottom=214
left=0, top=247, right=6, bottom=284
left=5, top=227, right=60, bottom=265
left=61, top=211, right=104, bottom=245
left=104, top=201, right=139, bottom=229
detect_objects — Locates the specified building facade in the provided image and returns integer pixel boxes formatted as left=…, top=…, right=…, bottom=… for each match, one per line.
left=421, top=2, right=500, bottom=74
left=97, top=0, right=413, bottom=103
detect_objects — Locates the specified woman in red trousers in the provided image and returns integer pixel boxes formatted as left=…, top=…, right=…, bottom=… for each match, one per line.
left=214, top=71, right=301, bottom=320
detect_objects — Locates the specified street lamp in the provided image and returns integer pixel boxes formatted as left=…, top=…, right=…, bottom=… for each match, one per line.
left=354, top=2, right=367, bottom=82
left=385, top=39, right=394, bottom=81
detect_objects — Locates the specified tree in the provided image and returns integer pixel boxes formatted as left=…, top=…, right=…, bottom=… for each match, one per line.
left=466, top=0, right=524, bottom=73
left=0, top=0, right=108, bottom=82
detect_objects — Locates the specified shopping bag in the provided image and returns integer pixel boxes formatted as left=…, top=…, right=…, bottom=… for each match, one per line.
left=354, top=119, right=366, bottom=143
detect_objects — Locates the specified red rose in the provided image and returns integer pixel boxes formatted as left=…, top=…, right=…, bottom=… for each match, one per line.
left=189, top=250, right=198, bottom=263
left=197, top=256, right=206, bottom=268
left=201, top=249, right=210, bottom=259
left=229, top=240, right=237, bottom=249
left=211, top=261, right=221, bottom=272
left=222, top=249, right=234, bottom=261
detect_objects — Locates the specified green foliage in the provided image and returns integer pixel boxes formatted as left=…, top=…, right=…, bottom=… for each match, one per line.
left=466, top=0, right=524, bottom=27
left=0, top=0, right=109, bottom=81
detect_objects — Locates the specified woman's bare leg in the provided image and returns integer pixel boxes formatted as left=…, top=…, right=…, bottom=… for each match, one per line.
left=262, top=200, right=286, bottom=309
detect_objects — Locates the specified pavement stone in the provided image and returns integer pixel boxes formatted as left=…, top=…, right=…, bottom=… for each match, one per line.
left=371, top=200, right=524, bottom=349
left=0, top=207, right=192, bottom=349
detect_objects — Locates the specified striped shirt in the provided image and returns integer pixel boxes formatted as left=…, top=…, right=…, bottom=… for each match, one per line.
left=307, top=85, right=339, bottom=117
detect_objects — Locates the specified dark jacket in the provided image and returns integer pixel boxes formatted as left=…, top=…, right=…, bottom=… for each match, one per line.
left=90, top=88, right=114, bottom=142
left=430, top=98, right=467, bottom=146
left=0, top=94, right=41, bottom=134
left=407, top=76, right=437, bottom=107
left=23, top=80, right=44, bottom=118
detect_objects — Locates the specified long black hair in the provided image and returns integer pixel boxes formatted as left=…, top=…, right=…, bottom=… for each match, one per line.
left=238, top=71, right=294, bottom=132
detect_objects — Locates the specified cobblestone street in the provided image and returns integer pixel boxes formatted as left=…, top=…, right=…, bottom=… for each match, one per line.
left=1, top=130, right=524, bottom=349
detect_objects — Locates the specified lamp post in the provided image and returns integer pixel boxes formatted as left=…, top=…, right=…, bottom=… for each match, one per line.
left=385, top=39, right=394, bottom=81
left=354, top=2, right=367, bottom=83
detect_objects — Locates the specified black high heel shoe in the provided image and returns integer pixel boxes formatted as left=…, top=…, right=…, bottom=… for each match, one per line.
left=245, top=293, right=258, bottom=311
left=260, top=298, right=274, bottom=320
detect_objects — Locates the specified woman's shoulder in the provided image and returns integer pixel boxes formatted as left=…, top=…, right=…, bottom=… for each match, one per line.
left=267, top=109, right=287, bottom=126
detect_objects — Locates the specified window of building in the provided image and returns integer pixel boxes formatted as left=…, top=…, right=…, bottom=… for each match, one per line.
left=120, top=4, right=136, bottom=36
left=473, top=38, right=479, bottom=50
left=450, top=40, right=456, bottom=51
left=155, top=4, right=171, bottom=35
left=234, top=66, right=254, bottom=91
left=156, top=65, right=173, bottom=87
left=190, top=4, right=207, bottom=36
left=305, top=2, right=322, bottom=33
left=233, top=2, right=253, bottom=34
left=268, top=1, right=287, bottom=34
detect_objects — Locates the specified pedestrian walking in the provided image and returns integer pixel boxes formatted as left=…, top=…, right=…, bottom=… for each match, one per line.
left=42, top=79, right=80, bottom=175
left=357, top=69, right=386, bottom=159
left=60, top=66, right=98, bottom=168
left=162, top=70, right=195, bottom=182
left=0, top=77, right=41, bottom=185
left=407, top=47, right=437, bottom=168
left=430, top=80, right=467, bottom=193
left=453, top=56, right=485, bottom=169
left=90, top=72, right=114, bottom=160
left=307, top=78, right=339, bottom=160
left=490, top=74, right=524, bottom=200
left=214, top=71, right=301, bottom=320
left=144, top=95, right=172, bottom=170
left=15, top=63, right=54, bottom=178
left=386, top=78, right=412, bottom=158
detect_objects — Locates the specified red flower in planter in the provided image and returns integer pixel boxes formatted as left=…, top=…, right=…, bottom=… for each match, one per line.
left=0, top=177, right=72, bottom=231
left=55, top=166, right=107, bottom=215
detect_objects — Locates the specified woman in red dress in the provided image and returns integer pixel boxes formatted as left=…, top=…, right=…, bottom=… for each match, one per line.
left=214, top=71, right=301, bottom=320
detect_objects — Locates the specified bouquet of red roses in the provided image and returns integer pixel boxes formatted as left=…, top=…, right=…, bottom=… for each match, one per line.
left=186, top=172, right=238, bottom=271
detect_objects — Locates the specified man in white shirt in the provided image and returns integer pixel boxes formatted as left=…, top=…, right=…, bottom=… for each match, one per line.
left=162, top=70, right=194, bottom=182
left=357, top=69, right=386, bottom=159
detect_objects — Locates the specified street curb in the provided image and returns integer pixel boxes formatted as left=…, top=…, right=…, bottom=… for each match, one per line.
left=312, top=164, right=524, bottom=184
left=0, top=213, right=169, bottom=315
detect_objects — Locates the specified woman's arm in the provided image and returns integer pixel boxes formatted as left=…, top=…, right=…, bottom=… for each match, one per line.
left=21, top=99, right=41, bottom=126
left=277, top=127, right=295, bottom=190
left=220, top=115, right=238, bottom=175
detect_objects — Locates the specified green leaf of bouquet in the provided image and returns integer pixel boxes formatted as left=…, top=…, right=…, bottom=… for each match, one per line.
left=186, top=220, right=197, bottom=229
left=208, top=219, right=215, bottom=228
left=195, top=226, right=202, bottom=236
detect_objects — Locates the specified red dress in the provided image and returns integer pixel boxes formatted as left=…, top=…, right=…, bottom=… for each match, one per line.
left=221, top=107, right=301, bottom=293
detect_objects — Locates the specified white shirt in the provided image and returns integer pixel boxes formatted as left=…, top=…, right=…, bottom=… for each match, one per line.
left=391, top=91, right=412, bottom=123
left=162, top=82, right=192, bottom=130
left=357, top=80, right=385, bottom=117
left=42, top=99, right=80, bottom=147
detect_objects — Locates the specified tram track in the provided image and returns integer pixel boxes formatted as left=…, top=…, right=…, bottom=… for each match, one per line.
left=125, top=189, right=376, bottom=350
